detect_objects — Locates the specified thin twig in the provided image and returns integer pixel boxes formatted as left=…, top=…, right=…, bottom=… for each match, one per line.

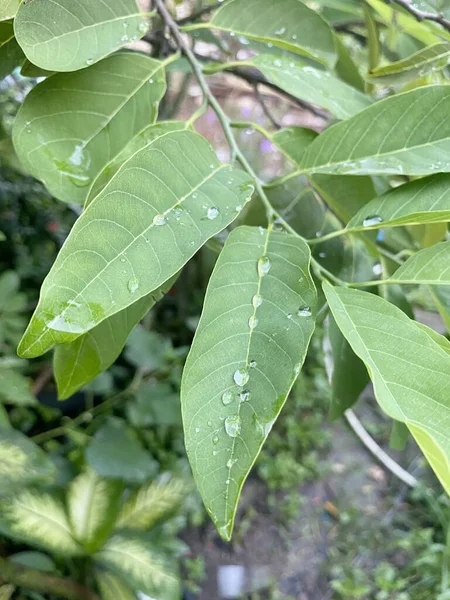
left=254, top=84, right=281, bottom=129
left=385, top=0, right=450, bottom=31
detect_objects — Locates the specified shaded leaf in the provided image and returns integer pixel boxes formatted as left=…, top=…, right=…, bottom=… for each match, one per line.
left=272, top=127, right=318, bottom=166
left=124, top=329, right=171, bottom=371
left=334, top=35, right=365, bottom=92
left=208, top=0, right=337, bottom=66
left=127, top=382, right=181, bottom=428
left=181, top=226, right=317, bottom=540
left=301, top=86, right=450, bottom=175
left=54, top=275, right=178, bottom=400
left=0, top=585, right=14, bottom=600
left=324, top=283, right=450, bottom=495
left=13, top=53, right=167, bottom=203
left=20, top=59, right=54, bottom=79
left=0, top=0, right=20, bottom=21
left=9, top=552, right=56, bottom=573
left=14, top=0, right=149, bottom=72
left=18, top=131, right=254, bottom=358
left=0, top=368, right=36, bottom=406
left=96, top=571, right=137, bottom=600
left=392, top=241, right=450, bottom=284
left=0, top=22, right=25, bottom=80
left=430, top=285, right=450, bottom=332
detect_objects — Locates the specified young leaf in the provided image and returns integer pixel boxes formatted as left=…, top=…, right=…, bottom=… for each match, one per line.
left=181, top=226, right=317, bottom=540
left=324, top=283, right=450, bottom=495
left=301, top=86, right=450, bottom=176
left=96, top=571, right=137, bottom=600
left=347, top=174, right=450, bottom=231
left=13, top=53, right=167, bottom=204
left=0, top=0, right=20, bottom=21
left=0, top=368, right=36, bottom=406
left=86, top=418, right=158, bottom=484
left=0, top=490, right=81, bottom=556
left=96, top=533, right=180, bottom=599
left=54, top=274, right=178, bottom=400
left=208, top=0, right=337, bottom=67
left=14, top=0, right=149, bottom=72
left=392, top=241, right=450, bottom=284
left=18, top=131, right=254, bottom=359
left=116, top=474, right=185, bottom=531
left=0, top=429, right=55, bottom=493
left=0, top=22, right=25, bottom=80
left=68, top=468, right=123, bottom=553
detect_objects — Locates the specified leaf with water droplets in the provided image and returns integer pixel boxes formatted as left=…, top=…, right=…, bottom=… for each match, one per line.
left=181, top=226, right=317, bottom=540
left=207, top=0, right=337, bottom=67
left=324, top=283, right=450, bottom=496
left=18, top=130, right=254, bottom=358
left=13, top=53, right=167, bottom=204
left=14, top=0, right=149, bottom=72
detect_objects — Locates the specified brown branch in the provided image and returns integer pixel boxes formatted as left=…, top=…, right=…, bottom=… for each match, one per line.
left=385, top=0, right=450, bottom=31
left=0, top=557, right=99, bottom=600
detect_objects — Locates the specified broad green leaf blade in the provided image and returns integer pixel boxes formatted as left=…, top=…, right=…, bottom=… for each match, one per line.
left=271, top=127, right=318, bottom=166
left=86, top=121, right=186, bottom=205
left=368, top=42, right=450, bottom=84
left=9, top=551, right=56, bottom=572
left=14, top=0, right=149, bottom=72
left=0, top=368, right=36, bottom=406
left=96, top=571, right=137, bottom=600
left=181, top=225, right=317, bottom=540
left=0, top=0, right=20, bottom=21
left=86, top=418, right=157, bottom=484
left=348, top=174, right=450, bottom=231
left=0, top=22, right=25, bottom=80
left=54, top=274, right=178, bottom=400
left=116, top=474, right=185, bottom=531
left=392, top=241, right=450, bottom=284
left=251, top=55, right=371, bottom=120
left=301, top=86, right=450, bottom=176
left=323, top=283, right=450, bottom=495
left=68, top=468, right=122, bottom=553
left=18, top=131, right=254, bottom=358
left=13, top=53, right=166, bottom=204
left=208, top=0, right=337, bottom=67
left=0, top=429, right=55, bottom=494
left=96, top=533, right=180, bottom=599
left=415, top=322, right=450, bottom=355
left=0, top=490, right=81, bottom=555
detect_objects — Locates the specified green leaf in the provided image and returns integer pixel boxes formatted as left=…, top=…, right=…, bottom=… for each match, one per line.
left=301, top=86, right=450, bottom=176
left=0, top=585, right=14, bottom=600
left=0, top=0, right=20, bottom=21
left=116, top=474, right=185, bottom=531
left=181, top=225, right=317, bottom=540
left=9, top=552, right=56, bottom=573
left=430, top=285, right=450, bottom=332
left=86, top=418, right=157, bottom=484
left=13, top=53, right=167, bottom=204
left=14, top=0, right=149, bottom=72
left=0, top=428, right=55, bottom=494
left=251, top=54, right=371, bottom=120
left=415, top=322, right=450, bottom=355
left=271, top=127, right=318, bottom=167
left=0, top=368, right=36, bottom=406
left=54, top=275, right=178, bottom=400
left=347, top=174, right=450, bottom=231
left=368, top=42, right=450, bottom=84
left=208, top=0, right=337, bottom=67
left=127, top=382, right=181, bottom=428
left=323, top=283, right=450, bottom=495
left=334, top=35, right=365, bottom=92
left=68, top=467, right=123, bottom=553
left=390, top=420, right=409, bottom=451
left=124, top=328, right=171, bottom=370
left=311, top=174, right=376, bottom=224
left=0, top=22, right=25, bottom=80
left=96, top=533, right=180, bottom=599
left=18, top=130, right=254, bottom=358
left=391, top=241, right=450, bottom=284
left=96, top=571, right=137, bottom=600
left=0, top=490, right=81, bottom=556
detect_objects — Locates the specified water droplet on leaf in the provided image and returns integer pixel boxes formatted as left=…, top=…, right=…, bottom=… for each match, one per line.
left=249, top=359, right=257, bottom=368
left=127, top=276, right=139, bottom=295
left=207, top=206, right=219, bottom=220
left=298, top=306, right=312, bottom=317
left=248, top=315, right=258, bottom=329
left=233, top=368, right=249, bottom=386
left=224, top=415, right=241, bottom=438
left=153, top=214, right=166, bottom=226
left=222, top=391, right=233, bottom=406
left=252, top=294, right=263, bottom=308
left=239, top=390, right=250, bottom=402
left=258, top=256, right=271, bottom=276
left=363, top=215, right=383, bottom=227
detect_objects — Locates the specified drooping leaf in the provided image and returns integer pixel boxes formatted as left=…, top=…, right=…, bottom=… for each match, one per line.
left=181, top=226, right=317, bottom=540
left=0, top=368, right=36, bottom=406
left=301, top=86, right=450, bottom=176
left=96, top=533, right=180, bottom=599
left=0, top=428, right=55, bottom=494
left=324, top=283, right=450, bottom=495
left=86, top=418, right=158, bottom=484
left=14, top=0, right=149, bottom=72
left=391, top=241, right=450, bottom=284
left=68, top=468, right=123, bottom=553
left=13, top=53, right=167, bottom=203
left=126, top=382, right=181, bottom=428
left=207, top=0, right=337, bottom=66
left=116, top=474, right=185, bottom=531
left=251, top=55, right=371, bottom=119
left=368, top=42, right=450, bottom=84
left=0, top=490, right=81, bottom=555
left=18, top=131, right=254, bottom=358
left=334, top=35, right=365, bottom=92
left=96, top=571, right=137, bottom=600
left=348, top=174, right=450, bottom=231
left=0, top=0, right=20, bottom=21
left=54, top=275, right=178, bottom=400
left=0, top=22, right=25, bottom=80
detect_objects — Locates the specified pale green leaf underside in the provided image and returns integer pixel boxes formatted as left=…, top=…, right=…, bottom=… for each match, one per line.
left=0, top=22, right=25, bottom=80
left=96, top=571, right=137, bottom=600
left=182, top=226, right=317, bottom=540
left=209, top=0, right=337, bottom=67
left=0, top=0, right=20, bottom=21
left=368, top=42, right=450, bottom=83
left=13, top=53, right=166, bottom=204
left=301, top=86, right=450, bottom=176
left=252, top=55, right=371, bottom=119
left=18, top=130, right=254, bottom=359
left=54, top=274, right=178, bottom=400
left=14, top=0, right=148, bottom=72
left=348, top=174, right=450, bottom=231
left=392, top=241, right=450, bottom=284
left=324, top=284, right=450, bottom=496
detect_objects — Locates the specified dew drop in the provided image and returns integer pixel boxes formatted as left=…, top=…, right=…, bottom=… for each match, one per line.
left=319, top=252, right=326, bottom=258
left=213, top=435, right=219, bottom=445
left=239, top=390, right=250, bottom=402
left=227, top=458, right=237, bottom=469
left=287, top=313, right=293, bottom=320
left=207, top=420, right=212, bottom=427
left=127, top=276, right=139, bottom=295
left=274, top=26, right=286, bottom=35
left=249, top=359, right=257, bottom=368
left=153, top=214, right=166, bottom=226
left=235, top=204, right=243, bottom=212
left=86, top=58, right=94, bottom=65
left=294, top=363, right=301, bottom=376
left=207, top=206, right=220, bottom=220
left=209, top=163, right=215, bottom=169
left=149, top=78, right=154, bottom=83
left=138, top=21, right=149, bottom=33
left=222, top=391, right=233, bottom=406
left=298, top=306, right=312, bottom=317
left=258, top=256, right=271, bottom=276
left=120, top=257, right=126, bottom=263
left=233, top=368, right=249, bottom=386
left=252, top=294, right=263, bottom=308
left=121, top=34, right=129, bottom=42
left=248, top=315, right=258, bottom=329
left=195, top=427, right=200, bottom=434
left=363, top=215, right=383, bottom=227
left=224, top=415, right=241, bottom=438
left=291, top=33, right=297, bottom=40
